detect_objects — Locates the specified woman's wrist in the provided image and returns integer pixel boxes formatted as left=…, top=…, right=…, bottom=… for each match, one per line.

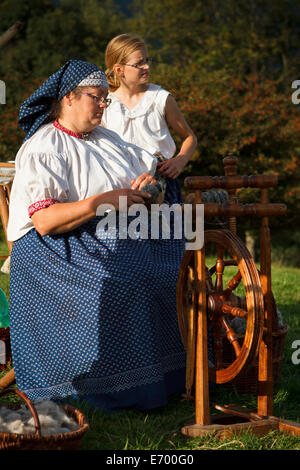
left=90, top=190, right=118, bottom=213
left=175, top=153, right=190, bottom=168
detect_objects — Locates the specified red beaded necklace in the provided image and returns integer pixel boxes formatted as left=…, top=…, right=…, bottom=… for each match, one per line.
left=53, top=120, right=91, bottom=140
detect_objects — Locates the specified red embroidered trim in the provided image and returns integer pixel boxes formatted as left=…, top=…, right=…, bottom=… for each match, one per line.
left=53, top=120, right=91, bottom=140
left=28, top=199, right=60, bottom=218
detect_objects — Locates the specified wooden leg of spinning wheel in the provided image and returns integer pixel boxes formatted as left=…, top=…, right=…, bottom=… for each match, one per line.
left=258, top=192, right=273, bottom=417
left=194, top=247, right=210, bottom=425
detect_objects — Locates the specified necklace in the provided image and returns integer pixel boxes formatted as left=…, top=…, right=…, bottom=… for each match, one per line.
left=53, top=120, right=91, bottom=140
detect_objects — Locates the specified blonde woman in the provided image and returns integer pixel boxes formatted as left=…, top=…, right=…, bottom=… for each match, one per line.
left=102, top=33, right=197, bottom=204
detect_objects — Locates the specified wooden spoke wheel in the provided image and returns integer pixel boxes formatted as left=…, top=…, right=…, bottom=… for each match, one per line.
left=177, top=229, right=264, bottom=384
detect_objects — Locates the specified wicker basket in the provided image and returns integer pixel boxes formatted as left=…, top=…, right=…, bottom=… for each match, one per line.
left=0, top=389, right=89, bottom=451
left=0, top=328, right=12, bottom=371
left=222, top=323, right=288, bottom=395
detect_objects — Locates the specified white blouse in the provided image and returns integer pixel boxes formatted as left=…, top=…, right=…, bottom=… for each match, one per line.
left=7, top=123, right=157, bottom=241
left=101, top=84, right=176, bottom=160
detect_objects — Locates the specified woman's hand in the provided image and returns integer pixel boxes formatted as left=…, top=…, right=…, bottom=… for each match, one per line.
left=102, top=188, right=151, bottom=209
left=157, top=156, right=188, bottom=179
left=131, top=173, right=157, bottom=190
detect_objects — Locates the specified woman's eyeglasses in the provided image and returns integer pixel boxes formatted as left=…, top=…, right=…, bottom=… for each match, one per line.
left=124, top=58, right=152, bottom=69
left=79, top=92, right=112, bottom=107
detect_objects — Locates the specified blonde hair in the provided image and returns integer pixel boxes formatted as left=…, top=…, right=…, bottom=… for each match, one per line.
left=105, top=34, right=146, bottom=91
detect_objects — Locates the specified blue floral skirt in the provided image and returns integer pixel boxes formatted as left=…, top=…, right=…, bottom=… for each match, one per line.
left=9, top=203, right=186, bottom=412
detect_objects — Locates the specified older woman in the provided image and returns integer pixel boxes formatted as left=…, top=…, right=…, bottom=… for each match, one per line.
left=7, top=60, right=186, bottom=412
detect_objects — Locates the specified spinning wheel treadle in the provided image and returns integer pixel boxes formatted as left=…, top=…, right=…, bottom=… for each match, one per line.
left=177, top=229, right=264, bottom=385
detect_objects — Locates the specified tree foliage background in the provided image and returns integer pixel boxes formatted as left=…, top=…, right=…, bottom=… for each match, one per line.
left=1, top=0, right=300, bottom=264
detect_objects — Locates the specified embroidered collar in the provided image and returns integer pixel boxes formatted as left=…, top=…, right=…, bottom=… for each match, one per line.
left=53, top=120, right=91, bottom=140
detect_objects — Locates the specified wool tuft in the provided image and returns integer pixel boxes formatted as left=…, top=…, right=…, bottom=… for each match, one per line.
left=0, top=400, right=79, bottom=435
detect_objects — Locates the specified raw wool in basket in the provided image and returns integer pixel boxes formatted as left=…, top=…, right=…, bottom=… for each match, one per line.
left=276, top=309, right=285, bottom=329
left=0, top=256, right=10, bottom=275
left=0, top=400, right=80, bottom=435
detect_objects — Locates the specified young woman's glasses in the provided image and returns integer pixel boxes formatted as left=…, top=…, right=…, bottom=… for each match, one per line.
left=79, top=92, right=112, bottom=107
left=124, top=58, right=152, bottom=69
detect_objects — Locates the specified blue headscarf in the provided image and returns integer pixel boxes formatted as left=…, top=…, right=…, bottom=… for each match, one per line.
left=19, top=60, right=106, bottom=140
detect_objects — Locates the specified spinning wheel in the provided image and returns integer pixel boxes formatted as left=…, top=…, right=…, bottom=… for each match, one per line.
left=176, top=155, right=300, bottom=439
left=177, top=229, right=264, bottom=387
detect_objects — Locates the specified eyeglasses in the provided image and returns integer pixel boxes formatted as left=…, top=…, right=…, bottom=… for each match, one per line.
left=124, top=57, right=152, bottom=69
left=78, top=92, right=112, bottom=107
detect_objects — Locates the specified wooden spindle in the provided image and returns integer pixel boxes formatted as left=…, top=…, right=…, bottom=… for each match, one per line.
left=184, top=174, right=278, bottom=190
left=222, top=303, right=248, bottom=318
left=221, top=317, right=241, bottom=357
left=222, top=270, right=242, bottom=298
left=194, top=190, right=210, bottom=425
left=258, top=188, right=273, bottom=416
left=223, top=155, right=238, bottom=234
left=215, top=257, right=224, bottom=294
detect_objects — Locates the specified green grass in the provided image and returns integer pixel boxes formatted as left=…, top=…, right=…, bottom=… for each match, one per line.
left=0, top=245, right=300, bottom=450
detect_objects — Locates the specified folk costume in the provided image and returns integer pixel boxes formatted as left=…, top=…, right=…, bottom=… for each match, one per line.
left=102, top=84, right=183, bottom=205
left=7, top=61, right=186, bottom=411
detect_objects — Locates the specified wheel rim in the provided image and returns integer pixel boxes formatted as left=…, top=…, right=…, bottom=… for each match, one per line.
left=177, top=229, right=264, bottom=384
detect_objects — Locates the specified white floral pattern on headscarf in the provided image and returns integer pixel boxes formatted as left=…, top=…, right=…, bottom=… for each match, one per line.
left=78, top=70, right=108, bottom=88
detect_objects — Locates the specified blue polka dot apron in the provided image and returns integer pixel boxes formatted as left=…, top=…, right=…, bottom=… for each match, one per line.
left=9, top=213, right=186, bottom=411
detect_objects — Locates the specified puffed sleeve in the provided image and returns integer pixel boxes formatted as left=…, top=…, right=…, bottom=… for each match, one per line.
left=120, top=141, right=157, bottom=176
left=16, top=152, right=69, bottom=218
left=155, top=87, right=171, bottom=118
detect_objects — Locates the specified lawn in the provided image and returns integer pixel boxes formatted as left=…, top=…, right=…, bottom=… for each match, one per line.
left=0, top=244, right=300, bottom=451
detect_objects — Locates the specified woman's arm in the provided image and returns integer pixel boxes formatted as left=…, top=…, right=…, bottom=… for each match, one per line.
left=157, top=95, right=198, bottom=179
left=31, top=188, right=151, bottom=236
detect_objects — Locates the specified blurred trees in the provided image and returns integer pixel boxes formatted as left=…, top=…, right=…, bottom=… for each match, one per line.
left=0, top=0, right=124, bottom=78
left=129, top=0, right=300, bottom=81
left=0, top=0, right=124, bottom=156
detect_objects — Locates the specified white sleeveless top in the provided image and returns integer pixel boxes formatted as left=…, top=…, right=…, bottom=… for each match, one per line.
left=102, top=84, right=176, bottom=160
